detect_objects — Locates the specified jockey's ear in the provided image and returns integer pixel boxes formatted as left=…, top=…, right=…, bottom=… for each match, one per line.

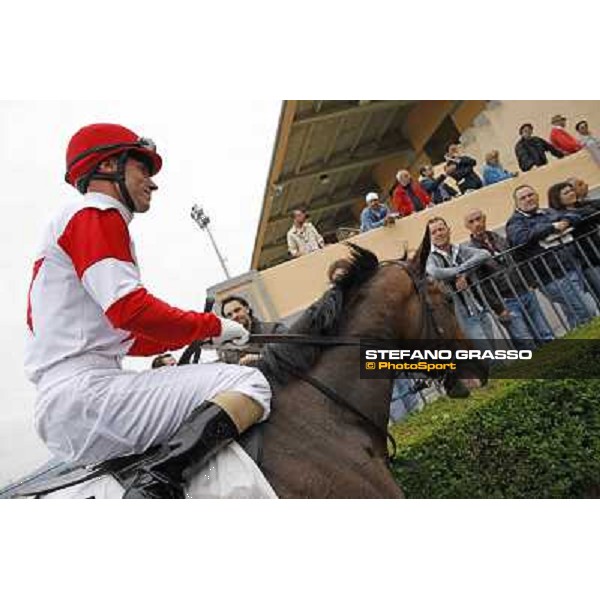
left=97, top=157, right=119, bottom=174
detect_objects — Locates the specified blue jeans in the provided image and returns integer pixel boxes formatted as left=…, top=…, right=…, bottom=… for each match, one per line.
left=504, top=291, right=554, bottom=347
left=454, top=303, right=496, bottom=352
left=390, top=378, right=422, bottom=423
left=543, top=271, right=598, bottom=328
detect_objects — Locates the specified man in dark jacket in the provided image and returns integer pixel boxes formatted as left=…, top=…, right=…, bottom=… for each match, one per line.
left=419, top=164, right=458, bottom=204
left=506, top=185, right=597, bottom=328
left=219, top=295, right=287, bottom=365
left=514, top=123, right=564, bottom=172
left=445, top=144, right=483, bottom=193
left=465, top=209, right=553, bottom=348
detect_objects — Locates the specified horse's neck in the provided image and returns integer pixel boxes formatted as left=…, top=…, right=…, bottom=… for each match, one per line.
left=309, top=345, right=393, bottom=433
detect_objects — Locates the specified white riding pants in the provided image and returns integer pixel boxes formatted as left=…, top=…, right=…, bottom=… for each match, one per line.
left=34, top=355, right=272, bottom=466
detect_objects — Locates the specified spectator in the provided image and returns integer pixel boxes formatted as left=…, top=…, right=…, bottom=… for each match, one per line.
left=515, top=123, right=564, bottom=172
left=444, top=144, right=483, bottom=193
left=419, top=164, right=458, bottom=204
left=287, top=207, right=325, bottom=258
left=391, top=170, right=432, bottom=216
left=575, top=120, right=600, bottom=163
left=360, top=192, right=394, bottom=232
left=425, top=216, right=496, bottom=350
left=464, top=209, right=553, bottom=348
left=549, top=114, right=583, bottom=155
left=219, top=295, right=287, bottom=366
left=151, top=353, right=177, bottom=369
left=390, top=377, right=425, bottom=423
left=567, top=176, right=600, bottom=202
left=482, top=150, right=517, bottom=186
left=506, top=185, right=596, bottom=328
left=547, top=181, right=600, bottom=301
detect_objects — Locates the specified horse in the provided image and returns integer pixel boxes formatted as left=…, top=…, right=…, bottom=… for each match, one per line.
left=7, top=242, right=486, bottom=499
left=250, top=242, right=486, bottom=498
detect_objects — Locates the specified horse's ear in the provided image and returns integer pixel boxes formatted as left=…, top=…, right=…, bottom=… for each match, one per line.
left=410, top=227, right=431, bottom=277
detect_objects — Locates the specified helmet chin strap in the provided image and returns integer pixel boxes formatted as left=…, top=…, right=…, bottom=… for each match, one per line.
left=114, top=152, right=137, bottom=213
left=80, top=151, right=138, bottom=213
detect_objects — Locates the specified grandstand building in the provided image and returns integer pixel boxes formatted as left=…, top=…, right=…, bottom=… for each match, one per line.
left=208, top=100, right=600, bottom=323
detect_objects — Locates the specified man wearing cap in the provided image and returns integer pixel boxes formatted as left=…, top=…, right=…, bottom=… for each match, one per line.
left=549, top=114, right=583, bottom=155
left=360, top=192, right=394, bottom=232
left=515, top=123, right=564, bottom=172
left=24, top=123, right=272, bottom=498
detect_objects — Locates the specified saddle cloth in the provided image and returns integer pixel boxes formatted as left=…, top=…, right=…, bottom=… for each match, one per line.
left=39, top=442, right=277, bottom=499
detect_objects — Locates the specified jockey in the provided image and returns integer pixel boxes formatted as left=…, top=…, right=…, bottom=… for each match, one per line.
left=24, top=123, right=272, bottom=497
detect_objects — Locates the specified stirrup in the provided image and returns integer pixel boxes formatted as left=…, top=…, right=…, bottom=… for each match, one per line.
left=122, top=467, right=186, bottom=499
left=122, top=402, right=239, bottom=499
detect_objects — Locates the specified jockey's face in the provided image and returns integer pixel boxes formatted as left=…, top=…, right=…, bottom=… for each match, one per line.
left=125, top=157, right=158, bottom=213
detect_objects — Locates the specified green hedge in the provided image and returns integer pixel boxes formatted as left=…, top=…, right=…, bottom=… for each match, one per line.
left=390, top=320, right=600, bottom=498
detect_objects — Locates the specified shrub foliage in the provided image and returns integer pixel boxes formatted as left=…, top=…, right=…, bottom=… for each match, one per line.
left=391, top=323, right=600, bottom=498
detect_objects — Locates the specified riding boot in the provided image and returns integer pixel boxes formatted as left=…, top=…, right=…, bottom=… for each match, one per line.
left=122, top=401, right=239, bottom=499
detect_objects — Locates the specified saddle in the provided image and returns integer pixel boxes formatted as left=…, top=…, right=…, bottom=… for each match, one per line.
left=11, top=423, right=265, bottom=499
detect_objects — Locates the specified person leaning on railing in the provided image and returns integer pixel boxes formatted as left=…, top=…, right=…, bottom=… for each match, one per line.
left=464, top=209, right=553, bottom=348
left=444, top=144, right=483, bottom=193
left=287, top=207, right=325, bottom=258
left=418, top=164, right=458, bottom=205
left=360, top=192, right=396, bottom=232
left=515, top=123, right=564, bottom=172
left=482, top=150, right=517, bottom=186
left=506, top=184, right=597, bottom=329
left=547, top=181, right=600, bottom=301
left=425, top=216, right=497, bottom=352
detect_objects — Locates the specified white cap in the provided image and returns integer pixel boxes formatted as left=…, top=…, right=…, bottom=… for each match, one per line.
left=365, top=192, right=379, bottom=203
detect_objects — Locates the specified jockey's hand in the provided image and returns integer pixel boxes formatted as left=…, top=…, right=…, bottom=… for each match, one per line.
left=211, top=318, right=250, bottom=347
left=239, top=353, right=260, bottom=366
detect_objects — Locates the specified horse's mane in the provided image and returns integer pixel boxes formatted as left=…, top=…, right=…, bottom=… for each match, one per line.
left=257, top=243, right=379, bottom=386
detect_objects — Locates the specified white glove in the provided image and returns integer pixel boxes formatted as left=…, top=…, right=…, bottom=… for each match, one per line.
left=211, top=317, right=250, bottom=347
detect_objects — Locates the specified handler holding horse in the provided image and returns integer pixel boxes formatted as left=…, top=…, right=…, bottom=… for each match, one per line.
left=24, top=123, right=271, bottom=498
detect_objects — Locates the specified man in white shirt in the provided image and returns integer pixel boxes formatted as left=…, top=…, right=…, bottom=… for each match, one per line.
left=286, top=207, right=325, bottom=257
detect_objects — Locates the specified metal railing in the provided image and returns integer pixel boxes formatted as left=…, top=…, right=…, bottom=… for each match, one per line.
left=390, top=216, right=600, bottom=423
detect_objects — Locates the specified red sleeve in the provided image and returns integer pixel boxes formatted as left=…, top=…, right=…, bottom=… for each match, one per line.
left=58, top=208, right=135, bottom=278
left=106, top=288, right=222, bottom=349
left=124, top=333, right=169, bottom=356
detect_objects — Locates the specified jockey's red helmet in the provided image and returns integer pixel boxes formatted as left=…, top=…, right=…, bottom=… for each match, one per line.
left=65, top=123, right=162, bottom=188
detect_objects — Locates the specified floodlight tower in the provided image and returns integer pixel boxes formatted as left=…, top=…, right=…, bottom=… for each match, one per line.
left=190, top=204, right=231, bottom=279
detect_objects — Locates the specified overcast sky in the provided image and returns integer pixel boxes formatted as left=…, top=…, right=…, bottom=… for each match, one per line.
left=0, top=100, right=281, bottom=486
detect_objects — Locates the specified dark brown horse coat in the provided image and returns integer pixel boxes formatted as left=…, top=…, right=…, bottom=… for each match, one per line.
left=255, top=244, right=467, bottom=499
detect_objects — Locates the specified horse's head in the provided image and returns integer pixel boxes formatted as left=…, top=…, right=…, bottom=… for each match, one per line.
left=409, top=230, right=489, bottom=395
left=337, top=240, right=489, bottom=397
